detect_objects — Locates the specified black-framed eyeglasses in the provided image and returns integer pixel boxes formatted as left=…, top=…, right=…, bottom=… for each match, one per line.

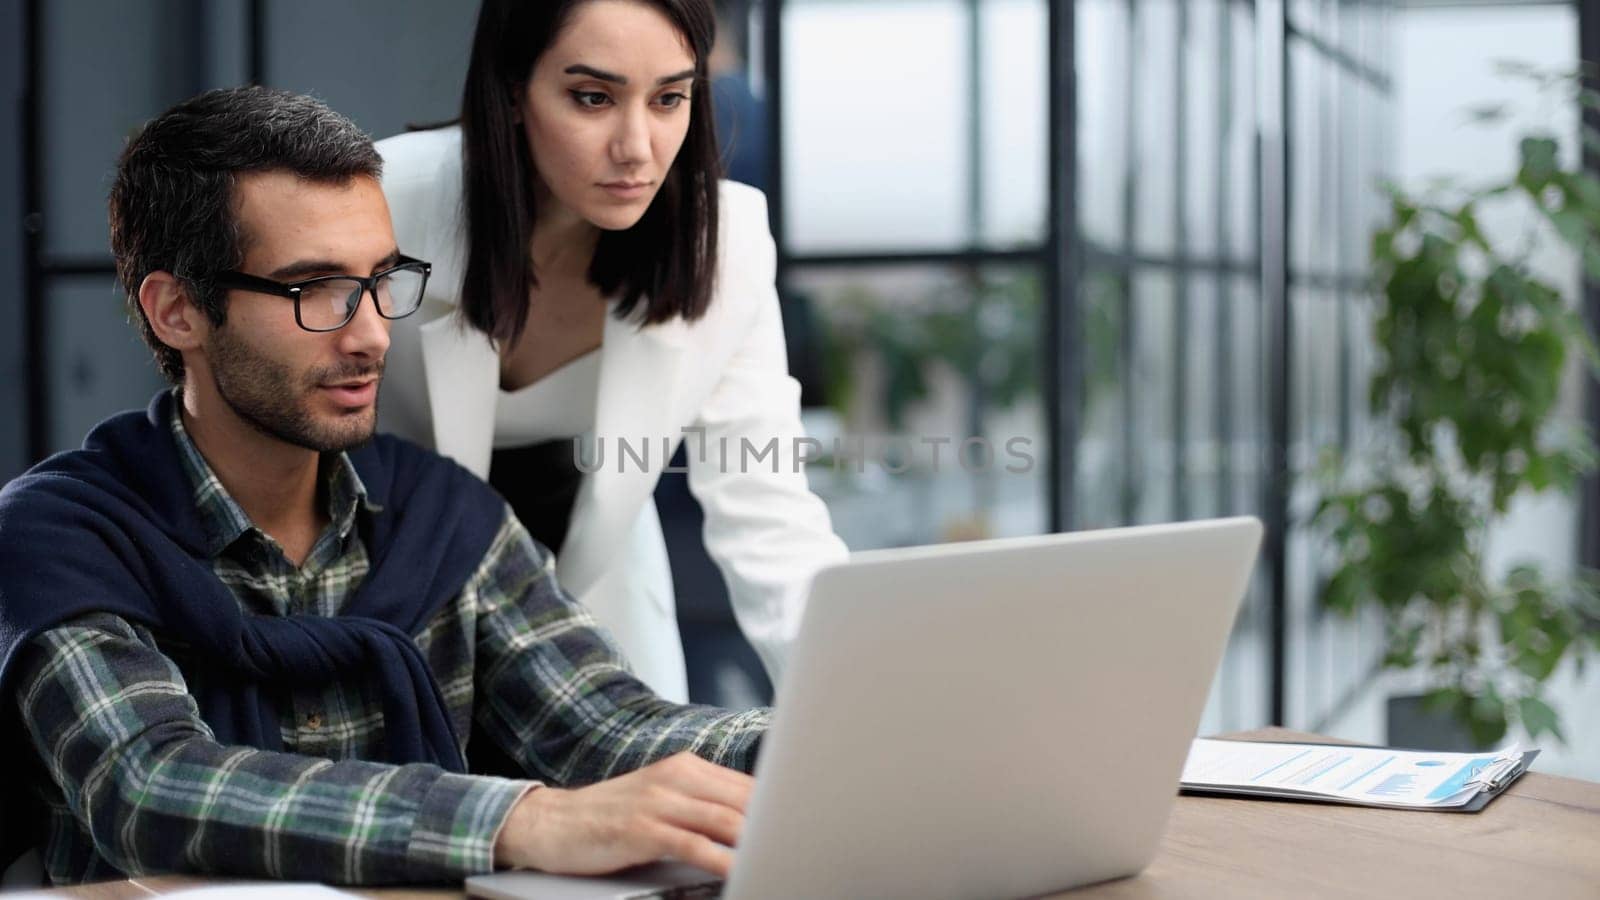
left=213, top=255, right=432, bottom=333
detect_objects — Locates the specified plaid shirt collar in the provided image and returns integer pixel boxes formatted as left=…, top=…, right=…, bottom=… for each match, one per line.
left=166, top=389, right=379, bottom=559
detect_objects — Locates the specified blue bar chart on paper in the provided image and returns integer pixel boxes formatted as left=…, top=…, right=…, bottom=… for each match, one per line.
left=1367, top=774, right=1417, bottom=798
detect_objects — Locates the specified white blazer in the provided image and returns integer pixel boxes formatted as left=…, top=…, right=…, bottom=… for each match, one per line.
left=374, top=127, right=848, bottom=703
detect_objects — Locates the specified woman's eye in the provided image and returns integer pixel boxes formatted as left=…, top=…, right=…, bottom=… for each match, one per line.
left=570, top=90, right=611, bottom=109
left=656, top=92, right=690, bottom=110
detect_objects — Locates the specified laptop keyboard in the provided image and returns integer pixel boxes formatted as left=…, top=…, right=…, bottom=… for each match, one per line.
left=619, top=879, right=724, bottom=899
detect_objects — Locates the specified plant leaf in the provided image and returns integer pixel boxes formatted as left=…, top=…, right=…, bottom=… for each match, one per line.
left=1549, top=208, right=1591, bottom=249
left=1518, top=136, right=1559, bottom=192
left=1467, top=692, right=1510, bottom=747
left=1517, top=696, right=1564, bottom=743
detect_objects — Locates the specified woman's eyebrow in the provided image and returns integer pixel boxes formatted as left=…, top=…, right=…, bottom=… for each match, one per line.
left=565, top=64, right=626, bottom=83
left=563, top=64, right=697, bottom=86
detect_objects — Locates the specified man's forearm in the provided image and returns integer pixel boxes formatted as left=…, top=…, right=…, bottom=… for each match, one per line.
left=480, top=668, right=769, bottom=784
left=19, top=616, right=531, bottom=884
left=471, top=517, right=769, bottom=784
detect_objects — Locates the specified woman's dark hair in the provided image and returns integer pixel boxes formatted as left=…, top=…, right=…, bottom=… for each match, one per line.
left=109, top=86, right=382, bottom=383
left=459, top=0, right=721, bottom=346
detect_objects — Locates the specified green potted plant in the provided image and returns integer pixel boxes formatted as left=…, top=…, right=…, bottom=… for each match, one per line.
left=1316, top=67, right=1600, bottom=748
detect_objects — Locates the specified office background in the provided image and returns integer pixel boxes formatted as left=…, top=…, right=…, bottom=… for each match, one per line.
left=2, top=0, right=1597, bottom=779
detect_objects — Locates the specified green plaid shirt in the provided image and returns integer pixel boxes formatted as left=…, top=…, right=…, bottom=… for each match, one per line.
left=13, top=401, right=767, bottom=886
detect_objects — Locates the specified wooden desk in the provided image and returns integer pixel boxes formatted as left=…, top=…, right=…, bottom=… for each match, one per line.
left=1071, top=727, right=1600, bottom=899
left=44, top=728, right=1600, bottom=899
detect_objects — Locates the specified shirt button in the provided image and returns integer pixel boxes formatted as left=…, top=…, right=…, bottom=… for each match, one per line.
left=305, top=712, right=322, bottom=730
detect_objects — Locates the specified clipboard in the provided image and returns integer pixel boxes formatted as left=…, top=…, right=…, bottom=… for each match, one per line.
left=1179, top=738, right=1540, bottom=813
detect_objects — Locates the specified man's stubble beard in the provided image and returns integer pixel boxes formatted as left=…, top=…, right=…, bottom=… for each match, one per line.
left=206, top=323, right=382, bottom=454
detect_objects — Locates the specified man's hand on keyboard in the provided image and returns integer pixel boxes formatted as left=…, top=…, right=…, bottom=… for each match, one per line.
left=494, top=751, right=753, bottom=878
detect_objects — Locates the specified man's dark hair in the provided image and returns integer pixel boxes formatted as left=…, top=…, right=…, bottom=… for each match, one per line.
left=456, top=0, right=721, bottom=348
left=109, top=86, right=383, bottom=383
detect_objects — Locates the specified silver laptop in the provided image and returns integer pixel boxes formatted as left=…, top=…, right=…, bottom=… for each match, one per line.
left=468, top=517, right=1262, bottom=900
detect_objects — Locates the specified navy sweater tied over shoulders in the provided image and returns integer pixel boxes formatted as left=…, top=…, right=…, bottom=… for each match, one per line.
left=0, top=390, right=505, bottom=869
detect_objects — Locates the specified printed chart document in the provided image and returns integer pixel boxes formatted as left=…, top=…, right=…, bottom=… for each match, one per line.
left=1181, top=738, right=1538, bottom=811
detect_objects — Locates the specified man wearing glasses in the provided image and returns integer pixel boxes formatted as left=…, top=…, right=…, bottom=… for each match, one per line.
left=0, top=87, right=763, bottom=887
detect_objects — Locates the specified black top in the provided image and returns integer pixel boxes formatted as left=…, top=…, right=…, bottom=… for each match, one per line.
left=489, top=438, right=585, bottom=557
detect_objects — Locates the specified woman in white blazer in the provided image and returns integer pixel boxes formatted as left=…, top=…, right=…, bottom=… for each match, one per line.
left=374, top=0, right=846, bottom=703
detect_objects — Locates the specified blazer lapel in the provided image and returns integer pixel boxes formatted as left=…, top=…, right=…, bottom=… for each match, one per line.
left=409, top=139, right=502, bottom=477
left=419, top=314, right=500, bottom=479
left=560, top=311, right=691, bottom=597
